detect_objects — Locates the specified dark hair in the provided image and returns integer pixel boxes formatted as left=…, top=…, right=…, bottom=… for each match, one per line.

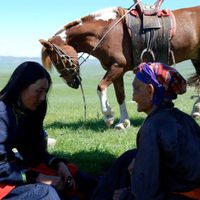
left=0, top=61, right=52, bottom=121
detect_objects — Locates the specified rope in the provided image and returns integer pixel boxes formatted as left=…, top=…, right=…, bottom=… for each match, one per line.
left=91, top=1, right=140, bottom=53
left=170, top=49, right=176, bottom=68
left=77, top=79, right=87, bottom=129
left=77, top=1, right=141, bottom=68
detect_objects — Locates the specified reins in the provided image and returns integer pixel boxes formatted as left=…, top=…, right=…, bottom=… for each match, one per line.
left=77, top=1, right=141, bottom=66
left=51, top=43, right=87, bottom=125
left=52, top=44, right=79, bottom=76
left=78, top=78, right=87, bottom=129
left=91, top=1, right=140, bottom=53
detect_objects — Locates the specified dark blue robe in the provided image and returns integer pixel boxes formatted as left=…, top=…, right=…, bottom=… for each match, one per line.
left=0, top=101, right=54, bottom=184
left=92, top=103, right=200, bottom=200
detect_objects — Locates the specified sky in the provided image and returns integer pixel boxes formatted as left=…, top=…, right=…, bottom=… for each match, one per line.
left=0, top=0, right=199, bottom=57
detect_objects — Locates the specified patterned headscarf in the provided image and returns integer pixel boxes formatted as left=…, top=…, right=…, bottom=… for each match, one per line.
left=134, top=62, right=187, bottom=105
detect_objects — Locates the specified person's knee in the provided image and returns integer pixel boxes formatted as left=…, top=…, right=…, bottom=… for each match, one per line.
left=116, top=149, right=137, bottom=167
left=4, top=183, right=61, bottom=200
left=34, top=183, right=60, bottom=199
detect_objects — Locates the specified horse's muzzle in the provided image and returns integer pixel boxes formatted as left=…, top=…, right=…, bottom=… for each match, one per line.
left=66, top=74, right=82, bottom=89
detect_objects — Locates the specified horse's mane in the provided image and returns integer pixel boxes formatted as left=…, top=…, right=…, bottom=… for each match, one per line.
left=41, top=47, right=53, bottom=70
left=64, top=7, right=125, bottom=30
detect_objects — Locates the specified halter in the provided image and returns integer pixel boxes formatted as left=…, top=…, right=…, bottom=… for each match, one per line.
left=52, top=44, right=80, bottom=80
left=51, top=43, right=87, bottom=123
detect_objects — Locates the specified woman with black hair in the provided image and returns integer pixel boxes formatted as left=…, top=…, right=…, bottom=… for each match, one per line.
left=0, top=61, right=97, bottom=200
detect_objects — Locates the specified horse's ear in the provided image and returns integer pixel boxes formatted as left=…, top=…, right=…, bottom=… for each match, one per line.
left=39, top=40, right=53, bottom=70
left=64, top=20, right=80, bottom=30
left=39, top=39, right=54, bottom=51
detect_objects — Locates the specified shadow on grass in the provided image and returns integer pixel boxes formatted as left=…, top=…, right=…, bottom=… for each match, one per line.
left=45, top=117, right=144, bottom=132
left=52, top=149, right=118, bottom=175
left=129, top=117, right=145, bottom=127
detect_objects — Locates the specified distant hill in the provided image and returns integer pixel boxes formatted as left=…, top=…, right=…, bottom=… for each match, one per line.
left=0, top=55, right=103, bottom=73
left=0, top=56, right=42, bottom=71
left=0, top=55, right=196, bottom=79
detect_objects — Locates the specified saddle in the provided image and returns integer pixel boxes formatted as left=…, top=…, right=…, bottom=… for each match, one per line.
left=128, top=0, right=176, bottom=67
left=135, top=0, right=164, bottom=29
left=135, top=0, right=164, bottom=16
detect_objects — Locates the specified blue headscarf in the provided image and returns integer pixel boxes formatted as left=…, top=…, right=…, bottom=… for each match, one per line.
left=135, top=62, right=187, bottom=105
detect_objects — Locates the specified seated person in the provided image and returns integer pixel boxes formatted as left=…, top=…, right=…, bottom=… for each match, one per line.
left=0, top=61, right=97, bottom=200
left=91, top=62, right=200, bottom=200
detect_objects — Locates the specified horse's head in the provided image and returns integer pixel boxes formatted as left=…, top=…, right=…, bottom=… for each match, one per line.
left=39, top=36, right=81, bottom=89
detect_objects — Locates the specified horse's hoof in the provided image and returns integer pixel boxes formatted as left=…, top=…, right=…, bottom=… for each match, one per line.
left=115, top=123, right=126, bottom=130
left=192, top=112, right=200, bottom=118
left=48, top=137, right=57, bottom=147
left=104, top=112, right=115, bottom=127
left=105, top=118, right=114, bottom=127
left=115, top=119, right=131, bottom=130
left=104, top=115, right=114, bottom=127
left=191, top=102, right=200, bottom=118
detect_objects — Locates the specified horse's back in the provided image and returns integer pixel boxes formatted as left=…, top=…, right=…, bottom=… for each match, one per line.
left=173, top=6, right=200, bottom=37
left=171, top=6, right=200, bottom=62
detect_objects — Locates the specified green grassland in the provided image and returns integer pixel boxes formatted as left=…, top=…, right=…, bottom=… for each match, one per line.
left=0, top=60, right=200, bottom=175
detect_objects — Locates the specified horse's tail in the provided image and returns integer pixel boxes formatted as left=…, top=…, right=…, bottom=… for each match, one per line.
left=41, top=46, right=53, bottom=71
left=187, top=73, right=200, bottom=95
left=187, top=59, right=200, bottom=96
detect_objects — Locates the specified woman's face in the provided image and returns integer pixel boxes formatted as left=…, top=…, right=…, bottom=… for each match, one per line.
left=132, top=78, right=154, bottom=114
left=20, top=78, right=49, bottom=111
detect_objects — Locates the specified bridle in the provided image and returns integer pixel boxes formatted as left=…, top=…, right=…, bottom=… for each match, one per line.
left=51, top=43, right=81, bottom=82
left=49, top=43, right=86, bottom=124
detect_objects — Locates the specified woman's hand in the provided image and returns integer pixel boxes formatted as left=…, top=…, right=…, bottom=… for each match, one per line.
left=57, top=162, right=76, bottom=189
left=36, top=173, right=65, bottom=191
left=113, top=188, right=128, bottom=200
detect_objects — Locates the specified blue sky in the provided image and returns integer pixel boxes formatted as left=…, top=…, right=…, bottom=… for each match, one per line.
left=0, top=0, right=199, bottom=57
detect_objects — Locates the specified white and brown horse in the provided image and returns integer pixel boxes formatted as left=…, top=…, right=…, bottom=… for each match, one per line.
left=40, top=4, right=200, bottom=129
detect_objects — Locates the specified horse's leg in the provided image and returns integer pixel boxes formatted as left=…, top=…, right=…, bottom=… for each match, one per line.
left=112, top=77, right=130, bottom=130
left=191, top=96, right=200, bottom=118
left=97, top=87, right=115, bottom=127
left=97, top=79, right=114, bottom=126
left=191, top=58, right=200, bottom=118
left=97, top=65, right=129, bottom=128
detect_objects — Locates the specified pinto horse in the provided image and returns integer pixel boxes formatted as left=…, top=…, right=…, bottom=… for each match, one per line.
left=40, top=4, right=200, bottom=129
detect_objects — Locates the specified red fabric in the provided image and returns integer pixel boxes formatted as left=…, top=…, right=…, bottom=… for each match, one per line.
left=130, top=9, right=139, bottom=17
left=175, top=188, right=200, bottom=200
left=157, top=9, right=171, bottom=17
left=0, top=163, right=78, bottom=200
left=130, top=9, right=171, bottom=17
left=31, top=163, right=78, bottom=177
left=0, top=184, right=16, bottom=200
left=32, top=163, right=84, bottom=199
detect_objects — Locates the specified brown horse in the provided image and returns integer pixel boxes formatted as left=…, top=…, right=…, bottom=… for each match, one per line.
left=40, top=3, right=200, bottom=129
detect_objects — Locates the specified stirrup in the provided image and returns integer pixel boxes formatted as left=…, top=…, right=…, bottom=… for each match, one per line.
left=140, top=48, right=155, bottom=63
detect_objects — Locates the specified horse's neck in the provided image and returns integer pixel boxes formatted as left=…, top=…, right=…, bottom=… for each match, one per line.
left=68, top=21, right=111, bottom=54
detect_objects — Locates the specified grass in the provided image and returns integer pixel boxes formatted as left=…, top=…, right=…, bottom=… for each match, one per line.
left=0, top=60, right=200, bottom=175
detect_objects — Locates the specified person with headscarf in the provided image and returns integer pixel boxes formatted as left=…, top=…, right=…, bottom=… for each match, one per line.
left=91, top=62, right=200, bottom=200
left=0, top=61, right=97, bottom=200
